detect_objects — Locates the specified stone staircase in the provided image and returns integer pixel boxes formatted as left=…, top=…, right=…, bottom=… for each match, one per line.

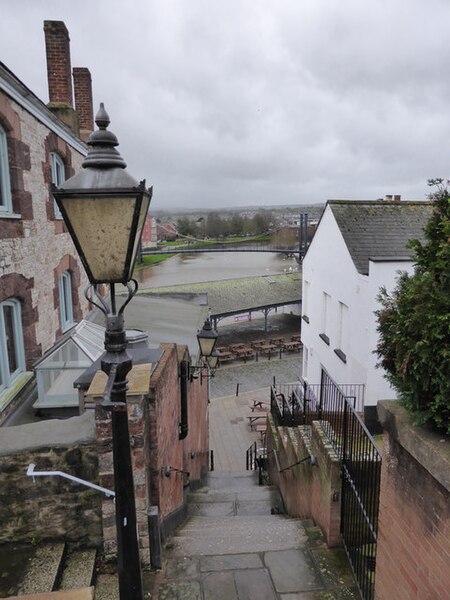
left=0, top=543, right=118, bottom=599
left=149, top=470, right=359, bottom=599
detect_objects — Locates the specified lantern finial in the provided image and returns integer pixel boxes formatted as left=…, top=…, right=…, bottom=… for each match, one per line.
left=82, top=103, right=127, bottom=169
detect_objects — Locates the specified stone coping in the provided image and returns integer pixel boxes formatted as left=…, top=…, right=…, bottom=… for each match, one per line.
left=0, top=411, right=95, bottom=456
left=377, top=400, right=450, bottom=491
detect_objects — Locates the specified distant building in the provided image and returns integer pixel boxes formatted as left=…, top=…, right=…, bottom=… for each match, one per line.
left=301, top=199, right=432, bottom=429
left=157, top=221, right=177, bottom=241
left=141, top=213, right=158, bottom=247
left=0, top=21, right=94, bottom=422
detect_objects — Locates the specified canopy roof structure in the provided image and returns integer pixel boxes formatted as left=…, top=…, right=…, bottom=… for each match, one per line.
left=34, top=320, right=105, bottom=410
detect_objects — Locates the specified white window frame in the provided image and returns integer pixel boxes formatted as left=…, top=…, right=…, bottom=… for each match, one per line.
left=337, top=301, right=349, bottom=353
left=0, top=125, right=12, bottom=214
left=0, top=299, right=25, bottom=394
left=51, top=152, right=65, bottom=219
left=59, top=271, right=74, bottom=332
left=322, top=292, right=331, bottom=338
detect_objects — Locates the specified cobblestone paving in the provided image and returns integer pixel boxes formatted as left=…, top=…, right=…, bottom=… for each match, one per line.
left=210, top=353, right=301, bottom=399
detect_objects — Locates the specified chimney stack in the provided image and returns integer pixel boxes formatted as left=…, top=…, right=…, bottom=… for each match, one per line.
left=73, top=67, right=94, bottom=141
left=44, top=20, right=78, bottom=133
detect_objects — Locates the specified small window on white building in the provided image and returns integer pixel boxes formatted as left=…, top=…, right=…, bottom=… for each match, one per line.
left=59, top=271, right=74, bottom=332
left=320, top=292, right=331, bottom=345
left=334, top=301, right=348, bottom=363
left=51, top=152, right=65, bottom=219
left=0, top=125, right=12, bottom=214
left=302, top=281, right=310, bottom=323
left=0, top=299, right=25, bottom=394
left=303, top=346, right=309, bottom=378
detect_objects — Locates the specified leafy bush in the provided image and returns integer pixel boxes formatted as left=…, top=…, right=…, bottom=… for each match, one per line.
left=375, top=180, right=450, bottom=434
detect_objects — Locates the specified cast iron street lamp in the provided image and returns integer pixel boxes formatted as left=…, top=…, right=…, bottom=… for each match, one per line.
left=188, top=317, right=219, bottom=382
left=53, top=104, right=151, bottom=600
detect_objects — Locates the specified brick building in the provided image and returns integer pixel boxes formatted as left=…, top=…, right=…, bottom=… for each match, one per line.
left=141, top=213, right=158, bottom=247
left=0, top=21, right=95, bottom=422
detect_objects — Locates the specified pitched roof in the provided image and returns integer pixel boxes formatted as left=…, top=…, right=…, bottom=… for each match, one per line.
left=328, top=200, right=433, bottom=275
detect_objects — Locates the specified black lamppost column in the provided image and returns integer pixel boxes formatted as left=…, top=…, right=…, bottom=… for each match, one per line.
left=53, top=104, right=152, bottom=600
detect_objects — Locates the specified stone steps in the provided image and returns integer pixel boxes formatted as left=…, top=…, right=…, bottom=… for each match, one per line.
left=171, top=471, right=308, bottom=556
left=1, top=544, right=100, bottom=599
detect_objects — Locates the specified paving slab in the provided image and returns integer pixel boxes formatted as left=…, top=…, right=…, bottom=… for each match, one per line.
left=264, top=549, right=323, bottom=593
left=234, top=568, right=277, bottom=600
left=202, top=572, right=238, bottom=600
left=158, top=581, right=202, bottom=600
left=200, top=553, right=263, bottom=572
left=165, top=556, right=199, bottom=579
left=6, top=590, right=94, bottom=600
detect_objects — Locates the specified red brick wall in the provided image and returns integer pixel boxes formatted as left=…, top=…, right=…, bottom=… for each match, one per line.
left=375, top=433, right=450, bottom=600
left=182, top=352, right=210, bottom=485
left=73, top=68, right=94, bottom=135
left=44, top=21, right=73, bottom=106
left=266, top=419, right=341, bottom=547
left=93, top=344, right=209, bottom=566
left=149, top=344, right=185, bottom=519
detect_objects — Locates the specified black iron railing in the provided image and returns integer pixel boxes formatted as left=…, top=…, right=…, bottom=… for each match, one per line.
left=246, top=441, right=266, bottom=485
left=341, top=398, right=381, bottom=600
left=270, top=374, right=380, bottom=600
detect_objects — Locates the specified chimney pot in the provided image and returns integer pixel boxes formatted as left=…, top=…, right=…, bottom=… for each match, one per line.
left=44, top=20, right=73, bottom=106
left=73, top=67, right=94, bottom=141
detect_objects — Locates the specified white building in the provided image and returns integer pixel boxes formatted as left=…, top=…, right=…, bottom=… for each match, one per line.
left=301, top=199, right=432, bottom=430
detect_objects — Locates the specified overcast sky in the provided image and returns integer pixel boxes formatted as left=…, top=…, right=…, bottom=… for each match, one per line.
left=1, top=0, right=450, bottom=210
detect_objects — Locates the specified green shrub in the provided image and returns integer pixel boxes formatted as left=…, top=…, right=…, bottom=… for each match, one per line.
left=375, top=181, right=450, bottom=434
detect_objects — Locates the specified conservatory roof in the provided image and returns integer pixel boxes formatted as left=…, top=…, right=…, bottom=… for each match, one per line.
left=35, top=320, right=105, bottom=368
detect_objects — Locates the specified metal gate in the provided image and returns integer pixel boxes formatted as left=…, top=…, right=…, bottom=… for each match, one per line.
left=319, top=369, right=381, bottom=600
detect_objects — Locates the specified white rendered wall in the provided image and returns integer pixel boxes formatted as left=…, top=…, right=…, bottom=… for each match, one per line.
left=301, top=205, right=368, bottom=389
left=365, top=259, right=415, bottom=406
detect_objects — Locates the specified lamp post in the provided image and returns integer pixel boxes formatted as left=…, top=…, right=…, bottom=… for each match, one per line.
left=189, top=317, right=219, bottom=382
left=53, top=104, right=151, bottom=600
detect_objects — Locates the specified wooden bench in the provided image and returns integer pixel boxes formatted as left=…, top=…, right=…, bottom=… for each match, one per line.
left=255, top=424, right=267, bottom=440
left=247, top=413, right=267, bottom=429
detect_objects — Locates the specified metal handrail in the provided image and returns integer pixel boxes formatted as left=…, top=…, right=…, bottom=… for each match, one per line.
left=26, top=463, right=115, bottom=498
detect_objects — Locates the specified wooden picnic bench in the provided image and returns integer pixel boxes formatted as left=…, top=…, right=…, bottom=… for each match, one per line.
left=246, top=413, right=267, bottom=429
left=255, top=424, right=267, bottom=441
left=233, top=346, right=254, bottom=362
left=218, top=351, right=233, bottom=364
left=282, top=340, right=302, bottom=352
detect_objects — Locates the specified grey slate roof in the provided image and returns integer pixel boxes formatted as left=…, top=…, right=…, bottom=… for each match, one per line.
left=328, top=200, right=433, bottom=275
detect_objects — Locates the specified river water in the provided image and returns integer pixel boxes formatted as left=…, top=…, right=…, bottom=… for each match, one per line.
left=136, top=252, right=299, bottom=288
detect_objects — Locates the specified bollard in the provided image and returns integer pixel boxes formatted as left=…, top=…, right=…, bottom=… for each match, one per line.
left=148, top=506, right=162, bottom=570
left=236, top=383, right=240, bottom=396
left=210, top=449, right=214, bottom=471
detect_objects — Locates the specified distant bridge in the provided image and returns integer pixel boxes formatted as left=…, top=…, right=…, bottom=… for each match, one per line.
left=142, top=214, right=310, bottom=258
left=142, top=242, right=300, bottom=256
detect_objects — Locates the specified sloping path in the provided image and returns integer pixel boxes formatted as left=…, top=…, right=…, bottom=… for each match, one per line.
left=144, top=389, right=358, bottom=598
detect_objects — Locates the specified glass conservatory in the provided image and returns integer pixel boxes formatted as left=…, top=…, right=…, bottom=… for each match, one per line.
left=34, top=320, right=105, bottom=410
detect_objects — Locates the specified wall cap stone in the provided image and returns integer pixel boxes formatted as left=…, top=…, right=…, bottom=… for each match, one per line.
left=0, top=411, right=95, bottom=455
left=378, top=400, right=450, bottom=491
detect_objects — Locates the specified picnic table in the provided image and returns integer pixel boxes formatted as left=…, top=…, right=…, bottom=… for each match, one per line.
left=258, top=343, right=277, bottom=354
left=269, top=337, right=285, bottom=346
left=229, top=343, right=245, bottom=353
left=233, top=346, right=254, bottom=362
left=283, top=340, right=302, bottom=352
left=218, top=351, right=233, bottom=363
left=291, top=335, right=301, bottom=342
left=246, top=412, right=267, bottom=429
left=250, top=340, right=266, bottom=349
